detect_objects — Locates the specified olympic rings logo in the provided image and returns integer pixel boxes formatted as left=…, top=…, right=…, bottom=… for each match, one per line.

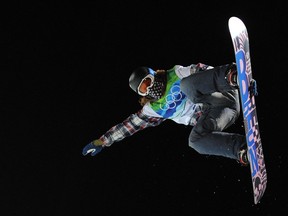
left=160, top=83, right=185, bottom=111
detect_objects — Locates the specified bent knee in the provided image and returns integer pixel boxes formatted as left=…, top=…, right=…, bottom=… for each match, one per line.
left=188, top=139, right=206, bottom=155
left=188, top=132, right=205, bottom=154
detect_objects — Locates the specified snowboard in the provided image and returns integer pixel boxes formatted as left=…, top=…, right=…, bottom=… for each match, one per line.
left=228, top=16, right=267, bottom=204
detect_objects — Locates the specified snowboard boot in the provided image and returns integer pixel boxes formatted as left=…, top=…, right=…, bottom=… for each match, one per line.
left=238, top=148, right=249, bottom=166
left=225, top=63, right=238, bottom=88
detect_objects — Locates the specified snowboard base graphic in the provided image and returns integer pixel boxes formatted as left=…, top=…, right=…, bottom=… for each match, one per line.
left=228, top=16, right=267, bottom=204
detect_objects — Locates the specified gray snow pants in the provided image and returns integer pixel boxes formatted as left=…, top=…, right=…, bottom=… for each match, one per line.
left=180, top=64, right=246, bottom=160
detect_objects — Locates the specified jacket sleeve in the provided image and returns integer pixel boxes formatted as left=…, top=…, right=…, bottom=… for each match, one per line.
left=174, top=63, right=214, bottom=78
left=99, top=109, right=165, bottom=146
left=193, top=63, right=214, bottom=72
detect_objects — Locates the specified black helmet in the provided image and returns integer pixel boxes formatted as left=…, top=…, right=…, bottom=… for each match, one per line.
left=129, top=67, right=155, bottom=94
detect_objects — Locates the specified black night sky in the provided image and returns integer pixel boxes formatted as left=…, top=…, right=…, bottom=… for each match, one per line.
left=3, top=1, right=288, bottom=215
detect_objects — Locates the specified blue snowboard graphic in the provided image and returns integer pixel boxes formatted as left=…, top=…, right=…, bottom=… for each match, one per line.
left=228, top=17, right=267, bottom=204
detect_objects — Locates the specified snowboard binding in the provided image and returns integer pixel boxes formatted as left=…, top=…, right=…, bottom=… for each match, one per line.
left=249, top=79, right=258, bottom=96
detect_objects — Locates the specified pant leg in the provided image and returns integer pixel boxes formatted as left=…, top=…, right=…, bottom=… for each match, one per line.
left=180, top=64, right=235, bottom=103
left=188, top=106, right=246, bottom=160
left=180, top=64, right=246, bottom=160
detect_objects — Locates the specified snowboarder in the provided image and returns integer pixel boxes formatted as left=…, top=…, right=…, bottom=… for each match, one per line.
left=82, top=62, right=249, bottom=166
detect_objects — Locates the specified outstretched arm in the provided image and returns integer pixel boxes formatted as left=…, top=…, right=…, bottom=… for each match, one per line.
left=100, top=109, right=165, bottom=146
left=82, top=109, right=165, bottom=156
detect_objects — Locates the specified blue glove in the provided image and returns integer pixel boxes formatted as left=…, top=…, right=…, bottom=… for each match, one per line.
left=82, top=142, right=103, bottom=156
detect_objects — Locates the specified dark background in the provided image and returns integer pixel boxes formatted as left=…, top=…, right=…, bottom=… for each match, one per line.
left=3, top=1, right=288, bottom=215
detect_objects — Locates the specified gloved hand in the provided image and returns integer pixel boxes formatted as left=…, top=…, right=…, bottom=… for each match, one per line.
left=82, top=139, right=104, bottom=156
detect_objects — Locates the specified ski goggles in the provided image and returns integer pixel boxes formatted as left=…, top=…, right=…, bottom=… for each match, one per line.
left=137, top=74, right=155, bottom=96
